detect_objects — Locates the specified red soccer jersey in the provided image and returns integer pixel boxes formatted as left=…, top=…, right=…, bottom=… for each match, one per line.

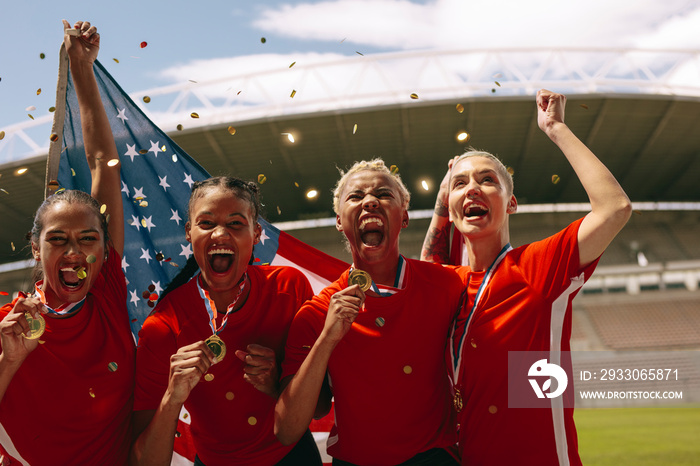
left=454, top=218, right=597, bottom=466
left=0, top=247, right=134, bottom=465
left=282, top=258, right=466, bottom=465
left=135, top=265, right=313, bottom=466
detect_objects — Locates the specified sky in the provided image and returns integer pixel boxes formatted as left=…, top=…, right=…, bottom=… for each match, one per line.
left=1, top=0, right=699, bottom=131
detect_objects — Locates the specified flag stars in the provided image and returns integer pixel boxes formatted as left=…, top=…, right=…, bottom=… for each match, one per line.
left=148, top=140, right=162, bottom=157
left=124, top=143, right=139, bottom=162
left=121, top=181, right=130, bottom=196
left=140, top=248, right=153, bottom=264
left=116, top=108, right=128, bottom=124
left=159, top=175, right=171, bottom=191
left=121, top=256, right=130, bottom=273
left=179, top=243, right=193, bottom=260
left=133, top=187, right=147, bottom=200
left=183, top=173, right=194, bottom=189
left=170, top=209, right=182, bottom=225
left=259, top=228, right=269, bottom=245
left=151, top=281, right=163, bottom=295
left=129, top=289, right=140, bottom=307
left=143, top=216, right=156, bottom=232
left=130, top=215, right=140, bottom=231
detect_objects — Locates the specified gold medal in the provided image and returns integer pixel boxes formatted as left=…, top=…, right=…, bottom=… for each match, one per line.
left=205, top=334, right=227, bottom=362
left=453, top=388, right=463, bottom=413
left=23, top=312, right=46, bottom=340
left=349, top=269, right=372, bottom=292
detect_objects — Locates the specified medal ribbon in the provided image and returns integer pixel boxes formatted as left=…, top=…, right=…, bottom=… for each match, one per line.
left=34, top=281, right=86, bottom=317
left=351, top=255, right=406, bottom=296
left=196, top=273, right=247, bottom=335
left=449, top=243, right=512, bottom=388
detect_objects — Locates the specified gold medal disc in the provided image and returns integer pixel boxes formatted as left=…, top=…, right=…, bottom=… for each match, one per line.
left=205, top=335, right=227, bottom=362
left=23, top=312, right=46, bottom=340
left=349, top=269, right=372, bottom=292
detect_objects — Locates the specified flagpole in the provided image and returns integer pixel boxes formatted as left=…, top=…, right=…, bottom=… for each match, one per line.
left=45, top=42, right=70, bottom=199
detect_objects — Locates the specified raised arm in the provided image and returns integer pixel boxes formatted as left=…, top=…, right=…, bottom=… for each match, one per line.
left=537, top=89, right=632, bottom=268
left=63, top=20, right=124, bottom=256
left=274, top=286, right=362, bottom=445
left=421, top=157, right=459, bottom=263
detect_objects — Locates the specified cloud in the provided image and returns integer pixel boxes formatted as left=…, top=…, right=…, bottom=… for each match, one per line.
left=253, top=0, right=698, bottom=50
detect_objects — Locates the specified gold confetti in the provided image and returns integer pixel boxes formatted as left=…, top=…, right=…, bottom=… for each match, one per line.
left=139, top=200, right=148, bottom=207
left=170, top=262, right=179, bottom=267
left=353, top=123, right=357, bottom=134
left=276, top=206, right=281, bottom=215
left=176, top=124, right=183, bottom=131
left=36, top=88, right=41, bottom=95
left=227, top=126, right=236, bottom=135
left=191, top=112, right=199, bottom=119
left=491, top=89, right=496, bottom=93
left=1, top=189, right=9, bottom=195
left=47, top=180, right=60, bottom=191
left=390, top=165, right=399, bottom=175
left=49, top=133, right=59, bottom=143
left=105, top=214, right=110, bottom=224
left=141, top=218, right=147, bottom=228
left=0, top=131, right=4, bottom=140
left=410, top=93, right=419, bottom=99
left=113, top=58, right=119, bottom=63
left=107, top=159, right=119, bottom=167
left=495, top=81, right=501, bottom=87
left=260, top=37, right=266, bottom=43
left=161, top=145, right=166, bottom=152
left=225, top=392, right=234, bottom=400
left=139, top=149, right=148, bottom=154
left=49, top=106, right=55, bottom=112
left=294, top=182, right=299, bottom=188
left=143, top=96, right=151, bottom=103
left=76, top=267, right=87, bottom=280
left=40, top=53, right=45, bottom=59
left=204, top=373, right=214, bottom=382
left=507, top=167, right=515, bottom=176
left=456, top=103, right=464, bottom=113
left=89, top=388, right=95, bottom=398
left=258, top=174, right=267, bottom=184
left=403, top=365, right=413, bottom=374
left=551, top=174, right=560, bottom=184
left=28, top=114, right=34, bottom=120
left=100, top=204, right=107, bottom=214
left=248, top=416, right=257, bottom=426
left=580, top=104, right=589, bottom=110
left=172, top=154, right=178, bottom=162
left=71, top=168, right=76, bottom=176
left=633, top=210, right=642, bottom=216
left=489, top=405, right=498, bottom=414
left=188, top=80, right=197, bottom=83
left=289, top=61, right=296, bottom=68
left=290, top=89, right=296, bottom=98
left=11, top=242, right=15, bottom=251
left=356, top=51, right=364, bottom=56
left=86, top=254, right=97, bottom=264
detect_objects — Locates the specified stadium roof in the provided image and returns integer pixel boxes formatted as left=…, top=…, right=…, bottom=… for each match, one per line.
left=2, top=48, right=700, bottom=267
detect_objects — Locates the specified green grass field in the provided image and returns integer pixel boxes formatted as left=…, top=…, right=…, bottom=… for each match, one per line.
left=575, top=405, right=700, bottom=465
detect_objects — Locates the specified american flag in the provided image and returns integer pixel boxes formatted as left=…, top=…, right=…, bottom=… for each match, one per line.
left=53, top=56, right=345, bottom=465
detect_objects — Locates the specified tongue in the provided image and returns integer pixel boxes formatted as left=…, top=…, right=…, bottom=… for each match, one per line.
left=211, top=254, right=233, bottom=273
left=61, top=269, right=80, bottom=286
left=361, top=232, right=383, bottom=247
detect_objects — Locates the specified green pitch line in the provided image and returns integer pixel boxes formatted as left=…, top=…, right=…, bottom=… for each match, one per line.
left=575, top=405, right=700, bottom=465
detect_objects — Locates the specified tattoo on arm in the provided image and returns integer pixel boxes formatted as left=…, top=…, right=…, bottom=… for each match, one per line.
left=434, top=200, right=449, bottom=218
left=421, top=226, right=451, bottom=264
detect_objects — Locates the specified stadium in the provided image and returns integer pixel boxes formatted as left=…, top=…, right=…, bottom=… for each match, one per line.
left=1, top=48, right=699, bottom=464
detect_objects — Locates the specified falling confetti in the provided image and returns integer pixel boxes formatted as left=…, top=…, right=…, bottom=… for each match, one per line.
left=260, top=37, right=266, bottom=43
left=107, top=159, right=119, bottom=167
left=188, top=80, right=198, bottom=83
left=289, top=62, right=296, bottom=68
left=89, top=388, right=96, bottom=398
left=491, top=89, right=496, bottom=93
left=172, top=154, right=178, bottom=162
left=149, top=293, right=158, bottom=301
left=352, top=123, right=358, bottom=134
left=143, top=96, right=151, bottom=103
left=148, top=284, right=156, bottom=292
left=140, top=218, right=147, bottom=228
left=50, top=133, right=59, bottom=142
left=390, top=165, right=399, bottom=175
left=141, top=290, right=150, bottom=299
left=100, top=204, right=107, bottom=214
left=1, top=189, right=8, bottom=195
left=139, top=149, right=148, bottom=154
left=113, top=58, right=119, bottom=63
left=294, top=182, right=299, bottom=188
left=28, top=114, right=34, bottom=120
left=456, top=103, right=464, bottom=113
left=36, top=88, right=41, bottom=95
left=49, top=106, right=55, bottom=112
left=410, top=93, right=419, bottom=100
left=0, top=291, right=8, bottom=296
left=26, top=106, right=36, bottom=112
left=191, top=112, right=199, bottom=119
left=507, top=167, right=515, bottom=176
left=276, top=206, right=281, bottom=215
left=580, top=104, right=589, bottom=110
left=227, top=126, right=236, bottom=135
left=71, top=168, right=76, bottom=176
left=290, top=90, right=296, bottom=98
left=258, top=174, right=267, bottom=184
left=40, top=53, right=45, bottom=59
left=551, top=174, right=560, bottom=184
left=10, top=242, right=15, bottom=251
left=47, top=180, right=60, bottom=191
left=204, top=373, right=214, bottom=382
left=0, top=131, right=4, bottom=140
left=140, top=41, right=147, bottom=48
left=495, top=81, right=501, bottom=87
left=356, top=51, right=364, bottom=56
left=139, top=200, right=148, bottom=207
left=76, top=267, right=87, bottom=280
left=155, top=252, right=164, bottom=261
left=176, top=124, right=183, bottom=131
left=633, top=210, right=643, bottom=216
left=86, top=254, right=97, bottom=264
left=170, top=262, right=179, bottom=267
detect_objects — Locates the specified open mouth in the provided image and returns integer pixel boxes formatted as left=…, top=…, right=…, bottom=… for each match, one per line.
left=208, top=248, right=234, bottom=274
left=464, top=204, right=488, bottom=218
left=359, top=217, right=384, bottom=247
left=59, top=266, right=85, bottom=289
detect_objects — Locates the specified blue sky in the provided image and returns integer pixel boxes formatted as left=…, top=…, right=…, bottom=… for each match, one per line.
left=1, top=0, right=698, bottom=130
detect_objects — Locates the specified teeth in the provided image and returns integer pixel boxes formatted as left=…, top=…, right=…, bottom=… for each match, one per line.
left=359, top=218, right=383, bottom=230
left=208, top=248, right=234, bottom=255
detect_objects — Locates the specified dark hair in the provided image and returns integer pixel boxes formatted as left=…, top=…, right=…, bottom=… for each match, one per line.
left=28, top=189, right=109, bottom=283
left=188, top=176, right=262, bottom=222
left=160, top=176, right=262, bottom=302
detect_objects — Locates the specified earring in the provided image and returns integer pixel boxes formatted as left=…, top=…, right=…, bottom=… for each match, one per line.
left=34, top=254, right=40, bottom=261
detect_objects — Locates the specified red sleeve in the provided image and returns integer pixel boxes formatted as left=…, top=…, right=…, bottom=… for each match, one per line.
left=134, top=304, right=179, bottom=411
left=90, top=245, right=127, bottom=321
left=517, top=217, right=599, bottom=299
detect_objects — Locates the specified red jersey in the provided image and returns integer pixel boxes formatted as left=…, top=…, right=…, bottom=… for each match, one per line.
left=282, top=258, right=465, bottom=465
left=454, top=218, right=597, bottom=466
left=135, top=265, right=313, bottom=466
left=0, top=247, right=134, bottom=466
